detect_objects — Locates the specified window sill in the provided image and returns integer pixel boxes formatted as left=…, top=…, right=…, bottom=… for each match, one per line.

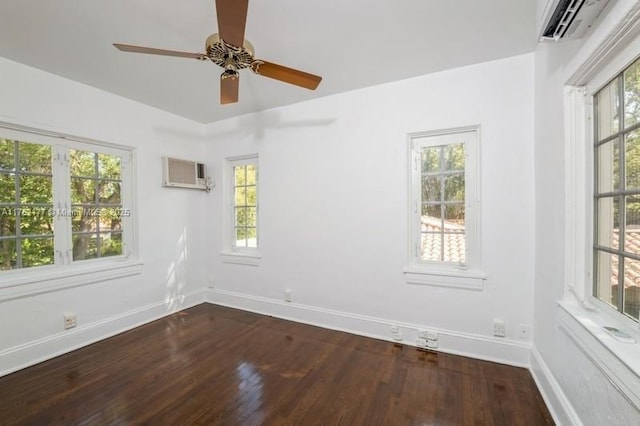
left=0, top=260, right=143, bottom=303
left=221, top=251, right=261, bottom=266
left=558, top=299, right=640, bottom=408
left=404, top=268, right=486, bottom=290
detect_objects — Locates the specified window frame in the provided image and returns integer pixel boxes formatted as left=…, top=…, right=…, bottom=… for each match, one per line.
left=0, top=123, right=141, bottom=301
left=564, top=32, right=640, bottom=332
left=405, top=126, right=484, bottom=289
left=221, top=154, right=260, bottom=266
left=591, top=58, right=640, bottom=323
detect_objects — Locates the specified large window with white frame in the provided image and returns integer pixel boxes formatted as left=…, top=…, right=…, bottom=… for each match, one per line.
left=0, top=126, right=136, bottom=279
left=593, top=57, right=640, bottom=322
left=408, top=127, right=480, bottom=274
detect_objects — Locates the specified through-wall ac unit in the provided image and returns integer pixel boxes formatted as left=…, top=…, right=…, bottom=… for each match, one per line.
left=162, top=157, right=208, bottom=190
left=540, top=0, right=609, bottom=42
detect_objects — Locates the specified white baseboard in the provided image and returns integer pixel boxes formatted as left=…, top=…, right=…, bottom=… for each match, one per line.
left=0, top=290, right=205, bottom=378
left=206, top=288, right=531, bottom=368
left=530, top=347, right=582, bottom=426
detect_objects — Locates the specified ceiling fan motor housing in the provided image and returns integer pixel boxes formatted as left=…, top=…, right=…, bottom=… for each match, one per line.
left=205, top=33, right=254, bottom=70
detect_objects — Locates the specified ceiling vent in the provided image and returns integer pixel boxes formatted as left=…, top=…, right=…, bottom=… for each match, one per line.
left=540, top=0, right=609, bottom=42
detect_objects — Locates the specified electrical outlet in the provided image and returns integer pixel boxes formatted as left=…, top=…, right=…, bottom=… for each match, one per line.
left=426, top=340, right=438, bottom=349
left=518, top=324, right=530, bottom=340
left=493, top=319, right=505, bottom=337
left=390, top=325, right=403, bottom=341
left=64, top=313, right=77, bottom=330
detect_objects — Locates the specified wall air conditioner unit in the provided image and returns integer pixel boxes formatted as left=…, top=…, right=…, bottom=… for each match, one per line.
left=162, top=157, right=209, bottom=191
left=540, top=0, right=609, bottom=42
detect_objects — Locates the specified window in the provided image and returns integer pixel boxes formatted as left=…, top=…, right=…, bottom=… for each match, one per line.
left=0, top=125, right=137, bottom=286
left=224, top=156, right=258, bottom=260
left=407, top=127, right=481, bottom=280
left=593, top=57, right=640, bottom=322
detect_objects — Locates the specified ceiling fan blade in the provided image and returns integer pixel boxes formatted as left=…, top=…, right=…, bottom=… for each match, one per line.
left=220, top=73, right=239, bottom=104
left=113, top=43, right=204, bottom=59
left=251, top=61, right=322, bottom=90
left=215, top=0, right=249, bottom=47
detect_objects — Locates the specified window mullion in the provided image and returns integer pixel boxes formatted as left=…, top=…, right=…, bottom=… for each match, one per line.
left=52, top=145, right=71, bottom=265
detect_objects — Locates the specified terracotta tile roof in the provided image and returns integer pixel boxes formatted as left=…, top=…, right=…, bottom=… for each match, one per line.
left=610, top=230, right=640, bottom=288
left=420, top=216, right=465, bottom=263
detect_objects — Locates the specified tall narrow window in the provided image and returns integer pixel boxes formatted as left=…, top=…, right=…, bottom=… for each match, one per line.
left=0, top=139, right=54, bottom=270
left=228, top=156, right=258, bottom=250
left=594, top=57, right=640, bottom=322
left=409, top=128, right=480, bottom=272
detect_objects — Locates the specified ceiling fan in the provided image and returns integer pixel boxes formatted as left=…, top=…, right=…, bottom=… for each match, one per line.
left=113, top=0, right=322, bottom=105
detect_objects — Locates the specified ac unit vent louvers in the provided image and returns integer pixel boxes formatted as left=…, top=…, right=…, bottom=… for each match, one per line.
left=162, top=157, right=211, bottom=191
left=541, top=0, right=609, bottom=42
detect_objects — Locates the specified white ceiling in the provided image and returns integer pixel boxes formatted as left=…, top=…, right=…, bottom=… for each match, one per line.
left=0, top=1, right=536, bottom=124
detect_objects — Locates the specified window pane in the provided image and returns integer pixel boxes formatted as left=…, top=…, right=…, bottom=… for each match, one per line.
left=443, top=233, right=465, bottom=263
left=21, top=237, right=54, bottom=268
left=624, top=59, right=640, bottom=129
left=246, top=165, right=256, bottom=185
left=234, top=165, right=246, bottom=186
left=625, top=196, right=640, bottom=254
left=623, top=257, right=640, bottom=320
left=597, top=197, right=619, bottom=250
left=98, top=181, right=121, bottom=204
left=0, top=239, right=16, bottom=270
left=18, top=142, right=51, bottom=174
left=246, top=185, right=256, bottom=206
left=98, top=154, right=120, bottom=179
left=20, top=210, right=53, bottom=236
left=71, top=178, right=97, bottom=204
left=444, top=204, right=465, bottom=230
left=99, top=211, right=121, bottom=232
left=597, top=78, right=620, bottom=140
left=20, top=175, right=52, bottom=204
left=421, top=232, right=442, bottom=262
left=444, top=143, right=464, bottom=171
left=235, top=227, right=247, bottom=247
left=73, top=233, right=98, bottom=261
left=247, top=227, right=257, bottom=248
left=421, top=147, right=440, bottom=173
left=234, top=187, right=246, bottom=206
left=597, top=139, right=620, bottom=193
left=444, top=174, right=464, bottom=201
left=1, top=213, right=16, bottom=237
left=625, top=131, right=640, bottom=189
left=421, top=176, right=441, bottom=201
left=70, top=150, right=97, bottom=177
left=0, top=140, right=14, bottom=170
left=72, top=215, right=97, bottom=232
left=0, top=173, right=15, bottom=203
left=246, top=207, right=257, bottom=227
left=421, top=204, right=441, bottom=224
left=99, top=232, right=123, bottom=257
left=235, top=207, right=246, bottom=226
left=595, top=250, right=619, bottom=309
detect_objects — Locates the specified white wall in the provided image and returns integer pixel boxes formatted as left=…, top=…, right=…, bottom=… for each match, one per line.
left=203, top=54, right=536, bottom=364
left=533, top=0, right=640, bottom=424
left=0, top=57, right=207, bottom=374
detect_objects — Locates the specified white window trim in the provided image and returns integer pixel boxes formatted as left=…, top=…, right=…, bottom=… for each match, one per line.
left=405, top=125, right=484, bottom=289
left=221, top=154, right=260, bottom=265
left=562, top=8, right=640, bottom=394
left=0, top=122, right=142, bottom=301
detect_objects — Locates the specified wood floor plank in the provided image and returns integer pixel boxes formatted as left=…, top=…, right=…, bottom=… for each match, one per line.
left=0, top=304, right=554, bottom=425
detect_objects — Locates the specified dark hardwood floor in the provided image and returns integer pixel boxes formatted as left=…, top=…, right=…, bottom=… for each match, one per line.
left=0, top=304, right=553, bottom=425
